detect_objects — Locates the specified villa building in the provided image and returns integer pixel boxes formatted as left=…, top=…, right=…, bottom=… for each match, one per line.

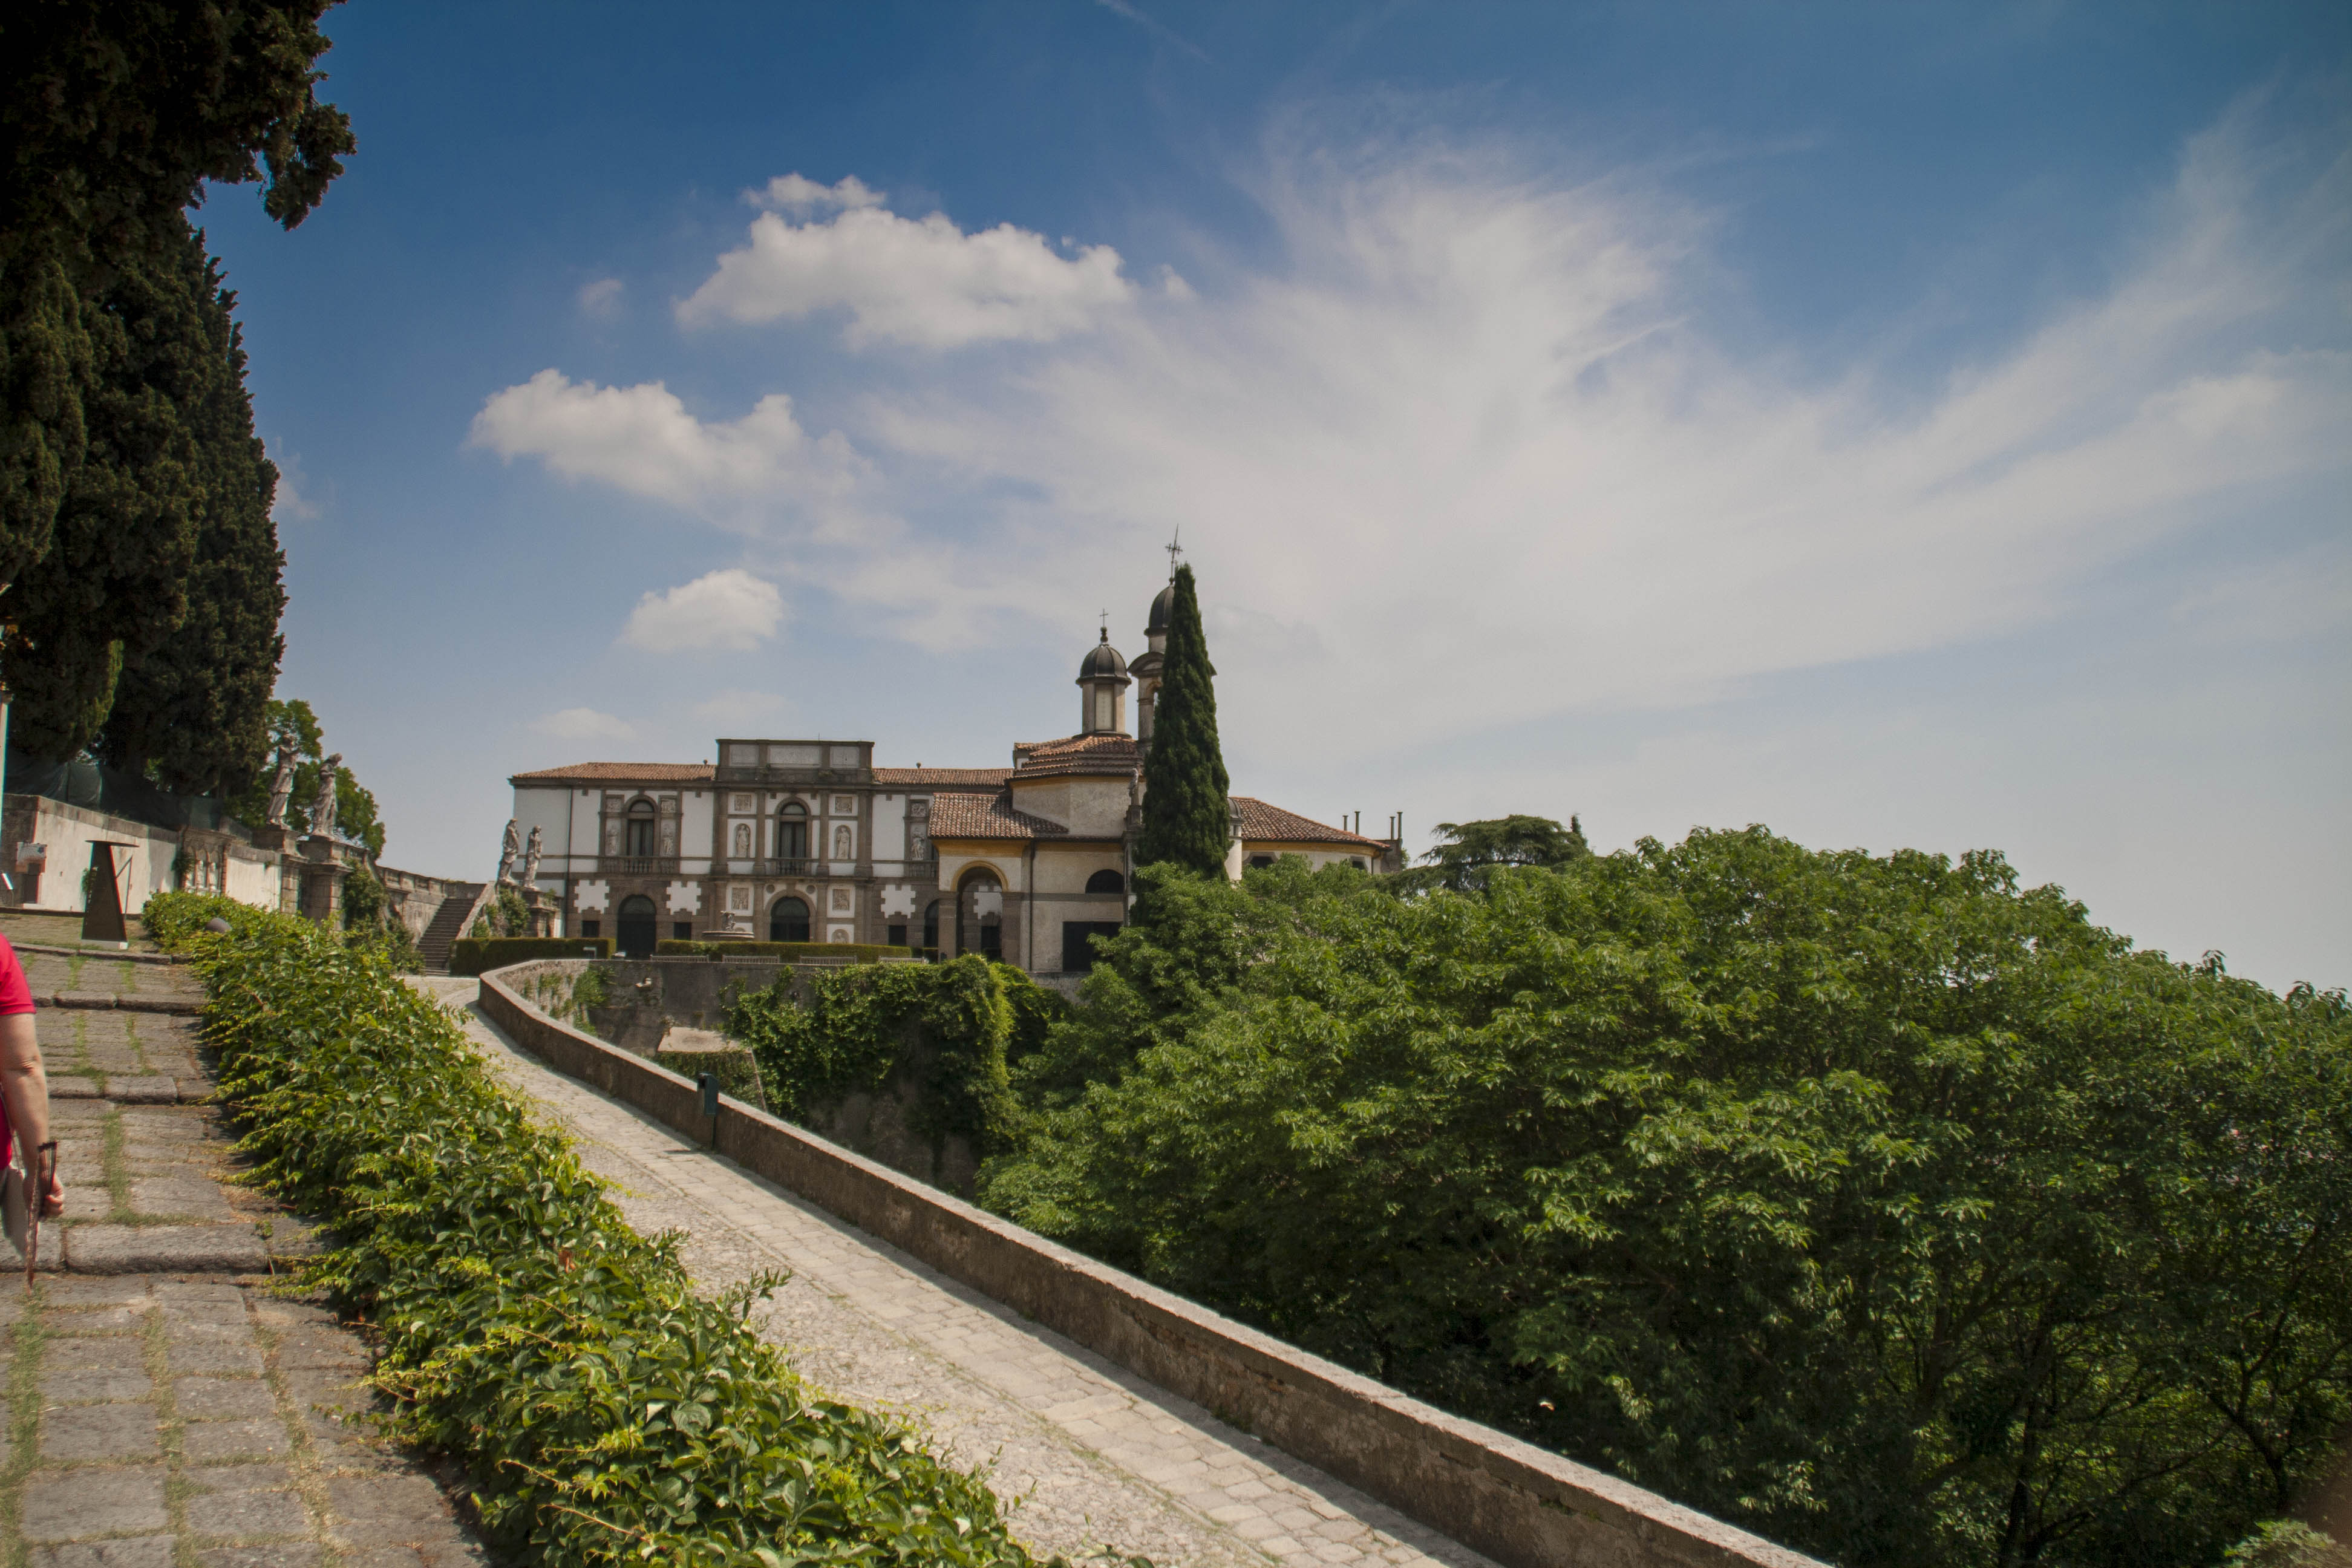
left=507, top=580, right=1400, bottom=976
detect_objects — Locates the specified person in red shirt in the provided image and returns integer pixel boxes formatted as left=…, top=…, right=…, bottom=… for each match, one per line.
left=0, top=935, right=63, bottom=1220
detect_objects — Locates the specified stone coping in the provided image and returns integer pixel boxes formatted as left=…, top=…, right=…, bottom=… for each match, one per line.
left=44, top=992, right=201, bottom=1014
left=10, top=940, right=185, bottom=964
left=479, top=962, right=1825, bottom=1568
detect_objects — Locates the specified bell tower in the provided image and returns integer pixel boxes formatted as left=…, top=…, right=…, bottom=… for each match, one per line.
left=1076, top=622, right=1131, bottom=735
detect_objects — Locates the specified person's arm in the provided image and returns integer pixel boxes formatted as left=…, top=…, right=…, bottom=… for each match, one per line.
left=0, top=1013, right=61, bottom=1215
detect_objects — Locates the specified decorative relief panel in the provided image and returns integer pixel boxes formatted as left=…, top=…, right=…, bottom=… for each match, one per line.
left=659, top=795, right=678, bottom=816
left=829, top=887, right=852, bottom=913
left=659, top=819, right=678, bottom=855
left=830, top=794, right=855, bottom=816
left=827, top=926, right=853, bottom=944
left=729, top=884, right=751, bottom=912
left=730, top=793, right=754, bottom=814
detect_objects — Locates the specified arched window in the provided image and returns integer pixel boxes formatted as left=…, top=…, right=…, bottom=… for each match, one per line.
left=776, top=801, right=808, bottom=861
left=1085, top=869, right=1125, bottom=895
left=731, top=822, right=751, bottom=858
left=833, top=823, right=854, bottom=860
left=922, top=898, right=942, bottom=952
left=770, top=896, right=811, bottom=943
left=959, top=871, right=1002, bottom=961
left=625, top=799, right=658, bottom=857
left=616, top=894, right=658, bottom=958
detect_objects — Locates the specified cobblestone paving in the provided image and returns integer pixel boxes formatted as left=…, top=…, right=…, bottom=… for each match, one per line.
left=0, top=918, right=495, bottom=1567
left=423, top=977, right=1496, bottom=1568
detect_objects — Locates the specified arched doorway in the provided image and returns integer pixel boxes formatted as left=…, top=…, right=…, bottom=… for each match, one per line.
left=921, top=898, right=942, bottom=953
left=616, top=894, right=658, bottom=958
left=958, top=870, right=1003, bottom=962
left=769, top=896, right=811, bottom=943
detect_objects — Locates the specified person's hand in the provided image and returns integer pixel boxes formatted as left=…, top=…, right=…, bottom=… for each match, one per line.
left=38, top=1172, right=61, bottom=1218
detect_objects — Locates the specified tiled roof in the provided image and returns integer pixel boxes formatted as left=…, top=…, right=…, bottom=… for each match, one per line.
left=1232, top=797, right=1388, bottom=848
left=873, top=767, right=1013, bottom=789
left=927, top=791, right=1071, bottom=841
left=1013, top=732, right=1142, bottom=780
left=511, top=762, right=716, bottom=785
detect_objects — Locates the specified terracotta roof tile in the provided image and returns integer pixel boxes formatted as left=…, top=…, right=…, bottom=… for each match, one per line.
left=511, top=762, right=716, bottom=785
left=873, top=767, right=1012, bottom=788
left=1232, top=797, right=1388, bottom=848
left=1012, top=732, right=1141, bottom=779
left=927, top=791, right=1071, bottom=841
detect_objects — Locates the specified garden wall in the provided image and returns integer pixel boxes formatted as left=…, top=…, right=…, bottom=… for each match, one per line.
left=478, top=962, right=1824, bottom=1568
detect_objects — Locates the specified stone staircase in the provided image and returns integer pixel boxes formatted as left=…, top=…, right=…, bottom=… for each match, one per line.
left=418, top=882, right=488, bottom=972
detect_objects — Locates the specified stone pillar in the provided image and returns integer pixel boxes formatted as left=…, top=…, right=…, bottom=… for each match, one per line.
left=297, top=837, right=348, bottom=926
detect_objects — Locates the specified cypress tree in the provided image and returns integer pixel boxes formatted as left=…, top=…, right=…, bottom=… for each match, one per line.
left=1137, top=564, right=1232, bottom=877
left=100, top=227, right=286, bottom=794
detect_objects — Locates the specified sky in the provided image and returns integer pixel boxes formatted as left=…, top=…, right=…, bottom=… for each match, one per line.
left=194, top=1, right=2349, bottom=991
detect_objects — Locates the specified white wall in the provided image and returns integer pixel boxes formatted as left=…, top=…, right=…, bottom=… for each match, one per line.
left=512, top=786, right=572, bottom=875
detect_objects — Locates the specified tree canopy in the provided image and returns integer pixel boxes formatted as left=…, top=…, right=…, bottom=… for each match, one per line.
left=1135, top=564, right=1230, bottom=877
left=224, top=699, right=382, bottom=854
left=981, top=834, right=2352, bottom=1567
left=1396, top=812, right=1590, bottom=892
left=1, top=0, right=347, bottom=650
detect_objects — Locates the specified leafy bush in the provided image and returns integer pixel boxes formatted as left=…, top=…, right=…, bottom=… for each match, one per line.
left=142, top=888, right=273, bottom=946
left=729, top=956, right=1019, bottom=1156
left=982, top=838, right=2352, bottom=1568
left=2223, top=1523, right=2352, bottom=1568
left=185, top=906, right=1076, bottom=1566
left=451, top=936, right=613, bottom=975
left=653, top=1044, right=768, bottom=1111
left=656, top=940, right=914, bottom=962
left=340, top=863, right=385, bottom=929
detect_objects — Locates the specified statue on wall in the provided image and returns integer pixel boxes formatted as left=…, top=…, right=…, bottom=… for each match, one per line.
left=520, top=825, right=543, bottom=890
left=264, top=741, right=298, bottom=828
left=310, top=755, right=342, bottom=842
left=497, top=818, right=520, bottom=884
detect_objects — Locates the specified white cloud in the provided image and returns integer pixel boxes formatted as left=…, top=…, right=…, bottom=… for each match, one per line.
left=268, top=446, right=318, bottom=522
left=577, top=276, right=623, bottom=318
left=847, top=103, right=2349, bottom=754
left=677, top=186, right=1138, bottom=348
left=531, top=707, right=635, bottom=743
left=467, top=369, right=866, bottom=524
left=621, top=569, right=785, bottom=652
left=747, top=173, right=884, bottom=214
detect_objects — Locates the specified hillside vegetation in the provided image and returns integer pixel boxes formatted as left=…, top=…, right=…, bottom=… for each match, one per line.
left=979, top=828, right=2352, bottom=1568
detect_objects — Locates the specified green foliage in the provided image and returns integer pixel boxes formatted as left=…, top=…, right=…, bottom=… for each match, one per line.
left=2223, top=1523, right=2352, bottom=1568
left=1393, top=812, right=1590, bottom=893
left=491, top=884, right=529, bottom=937
left=1, top=1, right=351, bottom=592
left=339, top=861, right=384, bottom=929
left=656, top=940, right=913, bottom=962
left=347, top=915, right=422, bottom=975
left=181, top=906, right=1078, bottom=1566
left=1135, top=564, right=1230, bottom=877
left=221, top=698, right=384, bottom=853
left=995, top=962, right=1068, bottom=1068
left=729, top=957, right=1020, bottom=1155
left=451, top=936, right=613, bottom=976
left=979, top=835, right=2352, bottom=1568
left=142, top=887, right=270, bottom=947
left=99, top=229, right=284, bottom=794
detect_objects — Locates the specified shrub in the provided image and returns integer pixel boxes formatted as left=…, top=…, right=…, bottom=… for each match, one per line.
left=142, top=889, right=272, bottom=946
left=183, top=906, right=1076, bottom=1566
left=339, top=863, right=385, bottom=929
left=729, top=956, right=1020, bottom=1157
left=451, top=936, right=613, bottom=975
left=653, top=1044, right=768, bottom=1111
left=655, top=940, right=914, bottom=962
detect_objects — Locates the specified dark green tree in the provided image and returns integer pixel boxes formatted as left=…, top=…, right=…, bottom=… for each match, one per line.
left=982, top=834, right=2352, bottom=1567
left=1, top=1, right=351, bottom=607
left=1135, top=564, right=1230, bottom=877
left=1396, top=812, right=1592, bottom=893
left=99, top=226, right=286, bottom=793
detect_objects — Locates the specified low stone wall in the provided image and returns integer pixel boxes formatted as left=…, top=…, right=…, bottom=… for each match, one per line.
left=0, top=794, right=279, bottom=913
left=376, top=864, right=480, bottom=945
left=478, top=964, right=1823, bottom=1568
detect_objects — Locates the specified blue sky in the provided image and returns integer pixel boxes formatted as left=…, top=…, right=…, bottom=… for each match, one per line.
left=197, top=2, right=2349, bottom=989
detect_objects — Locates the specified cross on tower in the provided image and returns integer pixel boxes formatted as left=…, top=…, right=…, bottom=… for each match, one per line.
left=1165, top=531, right=1183, bottom=578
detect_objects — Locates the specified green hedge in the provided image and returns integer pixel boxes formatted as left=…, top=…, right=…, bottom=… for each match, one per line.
left=728, top=956, right=1021, bottom=1158
left=655, top=939, right=914, bottom=962
left=180, top=907, right=1074, bottom=1566
left=142, top=889, right=274, bottom=947
left=452, top=935, right=613, bottom=975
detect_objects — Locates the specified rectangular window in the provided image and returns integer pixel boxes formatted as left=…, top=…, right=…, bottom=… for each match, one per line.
left=672, top=921, right=693, bottom=942
left=581, top=920, right=601, bottom=938
left=1061, top=921, right=1123, bottom=973
left=886, top=923, right=909, bottom=948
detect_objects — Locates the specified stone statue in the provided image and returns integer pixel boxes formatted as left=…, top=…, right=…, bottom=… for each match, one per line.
left=264, top=741, right=297, bottom=827
left=520, top=825, right=543, bottom=890
left=497, top=818, right=520, bottom=885
left=310, top=754, right=342, bottom=842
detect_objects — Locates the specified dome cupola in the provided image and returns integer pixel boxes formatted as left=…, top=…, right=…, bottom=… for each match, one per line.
left=1075, top=626, right=1132, bottom=735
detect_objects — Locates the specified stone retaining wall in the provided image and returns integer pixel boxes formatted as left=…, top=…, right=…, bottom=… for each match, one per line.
left=479, top=963, right=1823, bottom=1568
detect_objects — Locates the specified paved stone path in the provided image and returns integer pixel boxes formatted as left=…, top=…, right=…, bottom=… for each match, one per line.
left=423, top=976, right=1497, bottom=1568
left=0, top=921, right=494, bottom=1568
